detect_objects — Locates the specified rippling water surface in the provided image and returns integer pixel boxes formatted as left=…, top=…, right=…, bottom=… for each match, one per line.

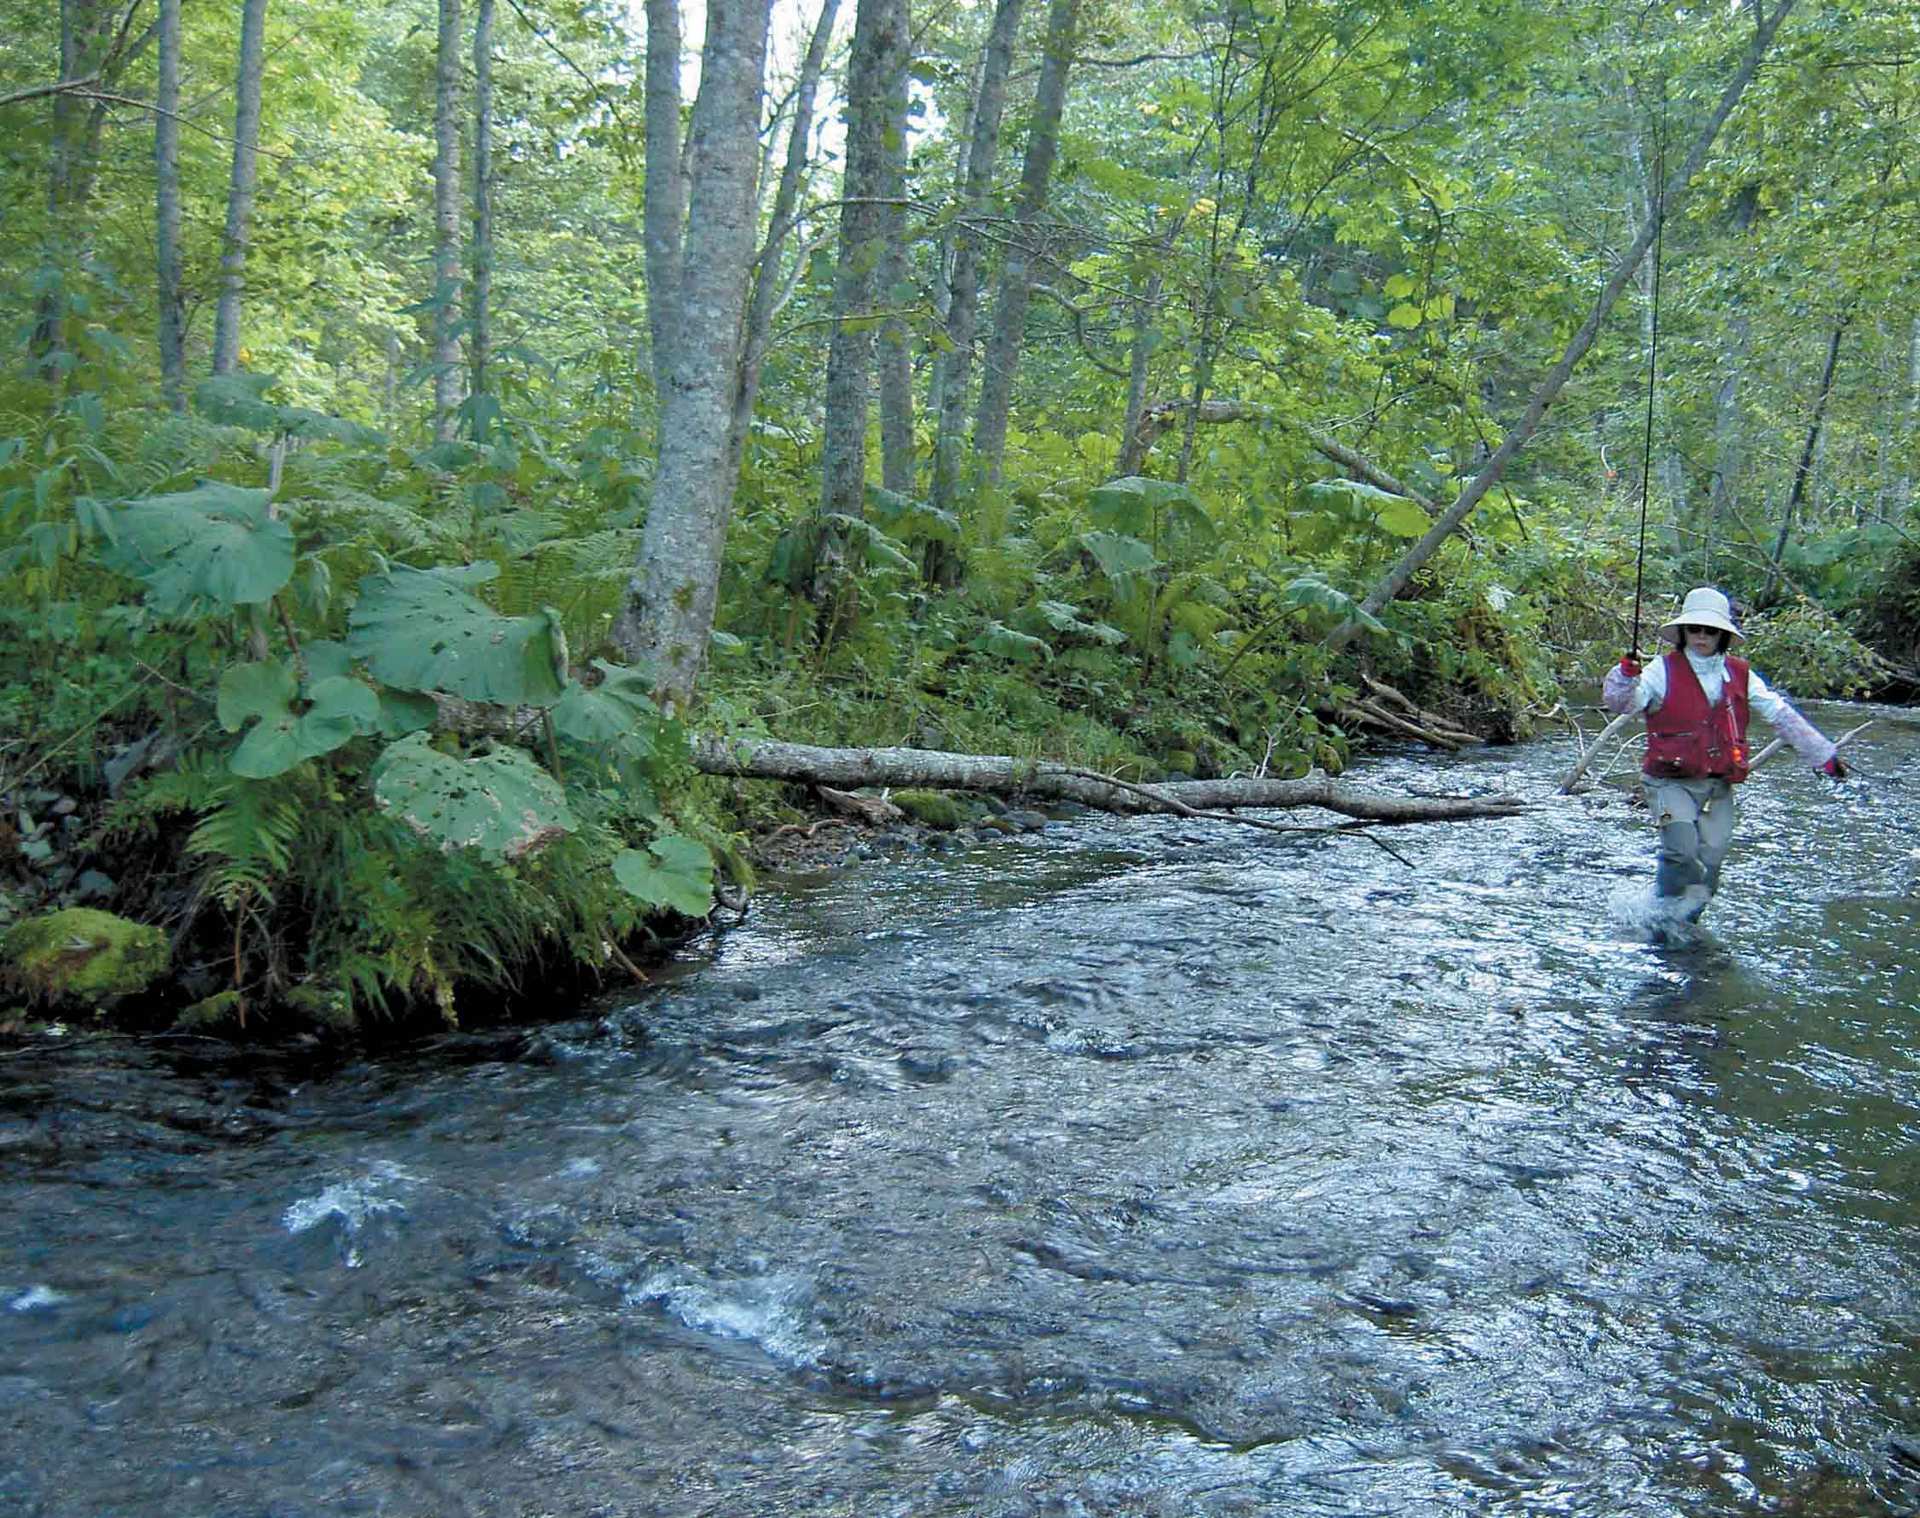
left=5, top=711, right=1920, bottom=1516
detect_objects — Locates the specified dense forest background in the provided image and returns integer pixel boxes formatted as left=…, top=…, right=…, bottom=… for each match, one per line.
left=0, top=0, right=1915, bottom=1030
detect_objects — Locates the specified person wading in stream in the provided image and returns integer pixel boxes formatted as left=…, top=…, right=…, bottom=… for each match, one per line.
left=1603, top=586, right=1849, bottom=927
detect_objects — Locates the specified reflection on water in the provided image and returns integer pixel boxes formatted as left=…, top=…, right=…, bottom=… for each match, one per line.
left=3, top=706, right=1919, bottom=1516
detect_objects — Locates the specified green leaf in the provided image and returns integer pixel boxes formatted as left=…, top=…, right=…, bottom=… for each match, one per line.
left=102, top=483, right=294, bottom=614
left=1375, top=498, right=1432, bottom=538
left=218, top=660, right=297, bottom=733
left=220, top=664, right=381, bottom=778
left=1088, top=475, right=1199, bottom=537
left=612, top=835, right=714, bottom=917
left=1387, top=303, right=1423, bottom=329
left=376, top=688, right=440, bottom=737
left=194, top=373, right=385, bottom=446
left=1383, top=272, right=1419, bottom=298
left=347, top=564, right=567, bottom=706
left=1079, top=530, right=1157, bottom=581
left=973, top=620, right=1052, bottom=664
left=865, top=485, right=959, bottom=544
left=371, top=734, right=576, bottom=859
left=299, top=676, right=382, bottom=751
left=303, top=639, right=353, bottom=685
left=550, top=660, right=661, bottom=751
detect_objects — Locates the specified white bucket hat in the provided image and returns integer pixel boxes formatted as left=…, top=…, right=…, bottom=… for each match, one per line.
left=1657, top=585, right=1743, bottom=642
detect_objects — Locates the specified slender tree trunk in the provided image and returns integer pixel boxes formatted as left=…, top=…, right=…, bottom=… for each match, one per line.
left=211, top=0, right=269, bottom=376
left=1116, top=272, right=1163, bottom=477
left=1329, top=0, right=1798, bottom=650
left=1703, top=184, right=1758, bottom=579
left=819, top=0, right=911, bottom=521
left=724, top=0, right=839, bottom=486
left=469, top=0, right=495, bottom=438
left=32, top=0, right=107, bottom=375
left=612, top=0, right=775, bottom=709
left=876, top=85, right=916, bottom=495
left=153, top=0, right=185, bottom=411
left=972, top=0, right=1077, bottom=490
left=431, top=0, right=464, bottom=442
left=928, top=0, right=1023, bottom=528
left=1763, top=316, right=1848, bottom=598
left=1898, top=314, right=1920, bottom=519
left=643, top=0, right=687, bottom=401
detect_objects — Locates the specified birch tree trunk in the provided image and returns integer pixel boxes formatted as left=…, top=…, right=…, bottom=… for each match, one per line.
left=688, top=735, right=1526, bottom=823
left=431, top=0, right=465, bottom=442
left=876, top=90, right=916, bottom=495
left=613, top=0, right=775, bottom=709
left=724, top=0, right=839, bottom=486
left=1115, top=272, right=1162, bottom=477
left=1329, top=0, right=1798, bottom=651
left=153, top=0, right=185, bottom=412
left=211, top=0, right=269, bottom=376
left=819, top=0, right=911, bottom=520
left=1897, top=314, right=1919, bottom=519
left=32, top=0, right=110, bottom=376
left=469, top=0, right=495, bottom=437
left=928, top=0, right=1024, bottom=530
left=643, top=0, right=687, bottom=401
left=1763, top=316, right=1848, bottom=600
left=1703, top=184, right=1758, bottom=577
left=972, top=0, right=1077, bottom=490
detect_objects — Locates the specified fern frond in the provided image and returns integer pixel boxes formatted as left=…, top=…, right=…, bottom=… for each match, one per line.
left=184, top=774, right=304, bottom=908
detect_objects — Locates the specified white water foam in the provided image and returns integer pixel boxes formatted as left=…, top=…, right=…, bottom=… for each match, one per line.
left=623, top=1264, right=825, bottom=1369
left=281, top=1160, right=417, bottom=1268
left=7, top=1285, right=68, bottom=1312
left=1608, top=879, right=1714, bottom=949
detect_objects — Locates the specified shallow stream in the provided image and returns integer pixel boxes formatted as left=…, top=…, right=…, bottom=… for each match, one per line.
left=5, top=710, right=1920, bottom=1516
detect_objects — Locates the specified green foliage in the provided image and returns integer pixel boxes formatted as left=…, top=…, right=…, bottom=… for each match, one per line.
left=612, top=835, right=715, bottom=917
left=100, top=483, right=294, bottom=614
left=370, top=735, right=577, bottom=860
left=1741, top=600, right=1890, bottom=700
left=347, top=563, right=569, bottom=707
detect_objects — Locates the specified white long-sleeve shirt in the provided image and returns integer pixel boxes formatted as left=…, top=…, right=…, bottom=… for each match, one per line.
left=1602, top=649, right=1836, bottom=768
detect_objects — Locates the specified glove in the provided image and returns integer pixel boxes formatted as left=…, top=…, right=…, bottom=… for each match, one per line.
left=1822, top=755, right=1850, bottom=779
left=1618, top=656, right=1641, bottom=678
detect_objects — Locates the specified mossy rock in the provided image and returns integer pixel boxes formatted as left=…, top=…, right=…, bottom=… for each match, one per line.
left=2, top=908, right=171, bottom=1009
left=891, top=789, right=976, bottom=830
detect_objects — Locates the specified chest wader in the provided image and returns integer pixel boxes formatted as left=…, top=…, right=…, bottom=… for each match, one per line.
left=1645, top=776, right=1735, bottom=920
left=1641, top=653, right=1751, bottom=921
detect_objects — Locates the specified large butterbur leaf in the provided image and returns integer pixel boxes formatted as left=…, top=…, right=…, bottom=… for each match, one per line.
left=1078, top=530, right=1157, bottom=582
left=195, top=372, right=385, bottom=446
left=102, top=483, right=295, bottom=614
left=550, top=660, right=663, bottom=752
left=865, top=485, right=959, bottom=545
left=217, top=660, right=382, bottom=778
left=612, top=835, right=714, bottom=917
left=346, top=563, right=568, bottom=707
left=1088, top=476, right=1216, bottom=552
left=370, top=734, right=575, bottom=859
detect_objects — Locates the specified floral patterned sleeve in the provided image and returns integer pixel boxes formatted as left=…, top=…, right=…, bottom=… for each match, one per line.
left=1747, top=670, right=1837, bottom=768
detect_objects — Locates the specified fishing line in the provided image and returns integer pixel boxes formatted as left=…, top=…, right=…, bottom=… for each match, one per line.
left=1629, top=82, right=1667, bottom=661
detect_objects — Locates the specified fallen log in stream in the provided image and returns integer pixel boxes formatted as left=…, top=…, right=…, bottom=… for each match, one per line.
left=690, top=735, right=1527, bottom=826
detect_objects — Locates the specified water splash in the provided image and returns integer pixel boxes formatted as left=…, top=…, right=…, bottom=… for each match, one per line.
left=281, top=1160, right=417, bottom=1267
left=1608, top=878, right=1716, bottom=949
left=623, top=1263, right=825, bottom=1369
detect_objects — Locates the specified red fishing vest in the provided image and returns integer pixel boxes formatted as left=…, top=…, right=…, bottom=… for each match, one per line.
left=1643, top=652, right=1751, bottom=783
